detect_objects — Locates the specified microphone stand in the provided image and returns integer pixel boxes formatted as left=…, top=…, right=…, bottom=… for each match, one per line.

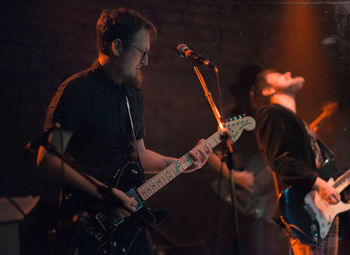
left=222, top=137, right=242, bottom=255
left=192, top=63, right=242, bottom=255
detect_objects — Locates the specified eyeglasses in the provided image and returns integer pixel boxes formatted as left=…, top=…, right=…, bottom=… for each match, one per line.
left=130, top=44, right=150, bottom=59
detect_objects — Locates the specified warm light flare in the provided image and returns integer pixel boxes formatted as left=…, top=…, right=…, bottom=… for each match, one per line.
left=273, top=1, right=334, bottom=119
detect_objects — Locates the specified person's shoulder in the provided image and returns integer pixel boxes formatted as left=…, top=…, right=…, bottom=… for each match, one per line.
left=62, top=66, right=94, bottom=88
left=257, top=104, right=292, bottom=116
left=255, top=105, right=293, bottom=129
left=55, top=66, right=98, bottom=97
left=256, top=104, right=279, bottom=117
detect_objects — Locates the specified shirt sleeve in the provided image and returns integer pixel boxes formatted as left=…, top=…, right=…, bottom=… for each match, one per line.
left=255, top=106, right=318, bottom=191
left=44, top=78, right=85, bottom=133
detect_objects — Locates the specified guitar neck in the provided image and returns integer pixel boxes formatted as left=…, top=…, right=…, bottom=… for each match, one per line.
left=333, top=168, right=350, bottom=193
left=136, top=131, right=223, bottom=201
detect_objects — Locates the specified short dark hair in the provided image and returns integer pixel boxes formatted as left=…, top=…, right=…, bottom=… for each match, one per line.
left=249, top=69, right=277, bottom=111
left=96, top=8, right=157, bottom=55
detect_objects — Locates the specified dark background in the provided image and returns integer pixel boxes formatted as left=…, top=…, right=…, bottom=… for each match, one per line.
left=1, top=0, right=350, bottom=254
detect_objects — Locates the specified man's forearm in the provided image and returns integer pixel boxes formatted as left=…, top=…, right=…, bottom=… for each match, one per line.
left=37, top=146, right=105, bottom=199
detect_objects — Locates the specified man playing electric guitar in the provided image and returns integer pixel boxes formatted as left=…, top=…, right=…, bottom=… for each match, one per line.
left=207, top=65, right=289, bottom=255
left=251, top=69, right=341, bottom=255
left=37, top=8, right=212, bottom=255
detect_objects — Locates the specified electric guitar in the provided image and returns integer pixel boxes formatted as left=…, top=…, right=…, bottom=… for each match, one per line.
left=309, top=101, right=338, bottom=132
left=63, top=115, right=256, bottom=254
left=279, top=168, right=350, bottom=245
left=211, top=153, right=275, bottom=219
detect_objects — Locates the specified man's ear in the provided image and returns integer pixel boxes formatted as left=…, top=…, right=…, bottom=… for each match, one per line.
left=111, top=39, right=122, bottom=57
left=262, top=86, right=276, bottom=97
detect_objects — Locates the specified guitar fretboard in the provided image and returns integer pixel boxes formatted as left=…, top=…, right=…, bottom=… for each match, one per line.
left=334, top=168, right=350, bottom=193
left=136, top=131, right=223, bottom=200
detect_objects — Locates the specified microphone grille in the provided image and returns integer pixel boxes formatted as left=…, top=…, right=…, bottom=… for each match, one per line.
left=176, top=43, right=189, bottom=57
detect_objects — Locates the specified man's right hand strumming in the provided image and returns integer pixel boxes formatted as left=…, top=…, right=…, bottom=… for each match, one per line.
left=111, top=188, right=137, bottom=218
left=314, top=177, right=340, bottom=204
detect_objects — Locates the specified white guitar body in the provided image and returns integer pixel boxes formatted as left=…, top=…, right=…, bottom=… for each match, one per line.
left=304, top=172, right=350, bottom=239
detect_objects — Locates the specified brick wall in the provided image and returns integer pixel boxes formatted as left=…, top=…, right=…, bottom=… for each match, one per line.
left=1, top=0, right=350, bottom=254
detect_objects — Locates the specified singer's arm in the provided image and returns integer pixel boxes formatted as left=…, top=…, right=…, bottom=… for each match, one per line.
left=207, top=152, right=254, bottom=193
left=36, top=129, right=137, bottom=215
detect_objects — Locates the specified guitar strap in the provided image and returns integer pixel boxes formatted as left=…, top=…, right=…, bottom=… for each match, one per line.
left=125, top=95, right=145, bottom=183
left=305, top=122, right=337, bottom=179
left=125, top=96, right=137, bottom=151
left=272, top=171, right=280, bottom=200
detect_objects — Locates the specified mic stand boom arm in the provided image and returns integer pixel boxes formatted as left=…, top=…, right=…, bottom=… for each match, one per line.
left=193, top=65, right=223, bottom=132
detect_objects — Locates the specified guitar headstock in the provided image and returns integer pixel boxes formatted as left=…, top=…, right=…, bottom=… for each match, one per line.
left=224, top=115, right=256, bottom=142
left=321, top=101, right=338, bottom=117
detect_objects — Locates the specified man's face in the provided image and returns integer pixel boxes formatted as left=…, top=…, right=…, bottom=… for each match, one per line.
left=265, top=71, right=305, bottom=94
left=119, top=28, right=150, bottom=87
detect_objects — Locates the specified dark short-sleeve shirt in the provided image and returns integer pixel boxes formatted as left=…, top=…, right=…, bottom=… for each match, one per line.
left=44, top=60, right=144, bottom=181
left=255, top=104, right=319, bottom=191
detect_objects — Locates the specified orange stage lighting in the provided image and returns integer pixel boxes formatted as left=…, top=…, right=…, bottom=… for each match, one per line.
left=273, top=1, right=334, bottom=119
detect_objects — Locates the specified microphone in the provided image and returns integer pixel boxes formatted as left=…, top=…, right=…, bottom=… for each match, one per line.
left=177, top=44, right=217, bottom=71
